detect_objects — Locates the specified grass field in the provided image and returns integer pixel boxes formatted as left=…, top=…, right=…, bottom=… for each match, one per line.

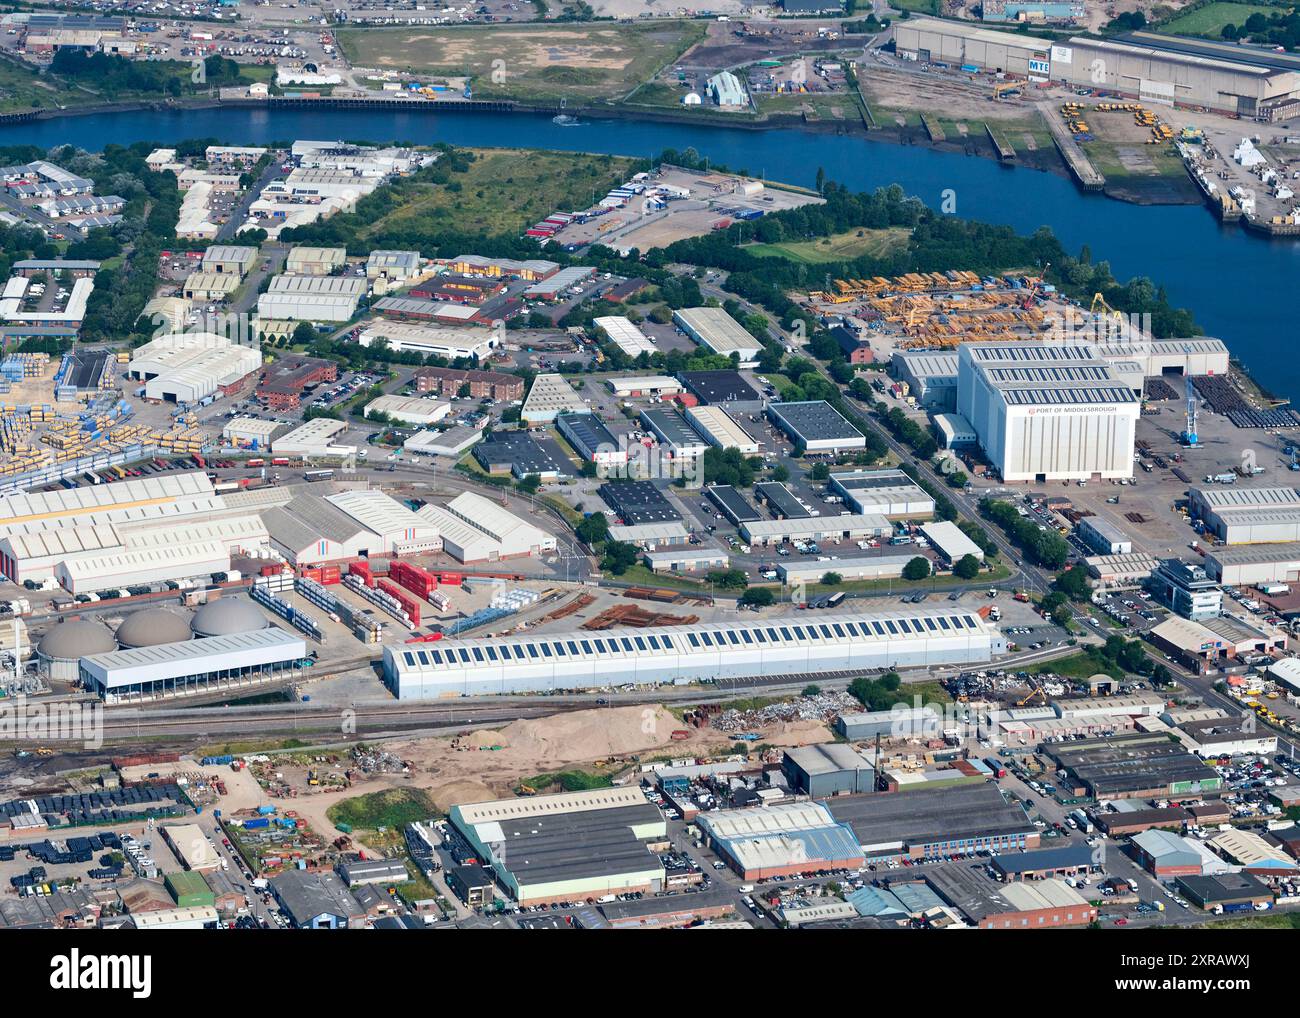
left=1203, top=910, right=1300, bottom=929
left=1037, top=649, right=1124, bottom=681
left=746, top=227, right=911, bottom=264
left=1158, top=2, right=1278, bottom=36
left=338, top=21, right=706, bottom=101
left=363, top=148, right=636, bottom=238
left=326, top=788, right=436, bottom=831
left=752, top=92, right=861, bottom=123
left=521, top=769, right=613, bottom=793
left=0, top=55, right=113, bottom=114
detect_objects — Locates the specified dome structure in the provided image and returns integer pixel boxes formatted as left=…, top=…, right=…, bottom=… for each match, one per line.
left=117, top=608, right=192, bottom=649
left=37, top=620, right=117, bottom=681
left=191, top=598, right=269, bottom=638
left=38, top=620, right=117, bottom=660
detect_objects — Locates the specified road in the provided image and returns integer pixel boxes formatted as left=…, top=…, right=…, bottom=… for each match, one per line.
left=693, top=272, right=1103, bottom=639
left=217, top=159, right=288, bottom=243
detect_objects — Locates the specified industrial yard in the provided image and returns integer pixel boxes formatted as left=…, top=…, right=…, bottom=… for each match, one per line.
left=5, top=3, right=1300, bottom=962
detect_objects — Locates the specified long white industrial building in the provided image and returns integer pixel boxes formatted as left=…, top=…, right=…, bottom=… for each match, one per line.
left=257, top=275, right=367, bottom=322
left=956, top=343, right=1139, bottom=483
left=383, top=607, right=1006, bottom=698
left=414, top=491, right=556, bottom=563
left=1190, top=486, right=1300, bottom=544
left=79, top=628, right=308, bottom=703
left=893, top=17, right=1300, bottom=119
left=0, top=473, right=270, bottom=591
left=128, top=332, right=263, bottom=405
left=356, top=320, right=497, bottom=360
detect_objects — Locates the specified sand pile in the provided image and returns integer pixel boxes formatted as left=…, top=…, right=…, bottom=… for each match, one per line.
left=494, top=705, right=680, bottom=763
left=428, top=778, right=496, bottom=811
left=462, top=729, right=509, bottom=749
left=760, top=719, right=834, bottom=747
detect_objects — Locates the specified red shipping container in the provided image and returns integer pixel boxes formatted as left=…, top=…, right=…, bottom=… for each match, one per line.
left=438, top=572, right=464, bottom=586
left=390, top=561, right=438, bottom=600
left=319, top=565, right=341, bottom=586
left=348, top=561, right=374, bottom=587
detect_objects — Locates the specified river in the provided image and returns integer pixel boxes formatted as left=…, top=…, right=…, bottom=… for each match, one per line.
left=2, top=106, right=1296, bottom=398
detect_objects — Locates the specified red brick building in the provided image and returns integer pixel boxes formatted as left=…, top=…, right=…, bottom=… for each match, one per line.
left=832, top=326, right=875, bottom=365
left=413, top=274, right=507, bottom=306
left=413, top=366, right=523, bottom=401
left=256, top=356, right=338, bottom=410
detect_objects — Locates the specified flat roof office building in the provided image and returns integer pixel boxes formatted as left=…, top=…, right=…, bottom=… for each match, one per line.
left=767, top=401, right=866, bottom=454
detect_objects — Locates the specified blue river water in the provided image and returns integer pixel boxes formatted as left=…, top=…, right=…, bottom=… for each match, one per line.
left=2, top=106, right=1296, bottom=397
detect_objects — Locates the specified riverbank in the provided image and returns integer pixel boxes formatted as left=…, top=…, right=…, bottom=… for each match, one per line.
left=0, top=92, right=1213, bottom=212
left=3, top=98, right=1299, bottom=400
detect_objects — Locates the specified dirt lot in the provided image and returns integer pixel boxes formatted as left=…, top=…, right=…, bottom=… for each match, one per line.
left=249, top=704, right=834, bottom=836
left=862, top=60, right=1046, bottom=126
left=338, top=21, right=706, bottom=99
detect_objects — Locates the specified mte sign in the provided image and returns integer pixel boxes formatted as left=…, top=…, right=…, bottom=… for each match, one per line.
left=1028, top=57, right=1051, bottom=76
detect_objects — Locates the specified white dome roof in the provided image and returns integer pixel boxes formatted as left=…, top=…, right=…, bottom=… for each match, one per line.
left=117, top=608, right=192, bottom=649
left=191, top=598, right=269, bottom=638
left=37, top=620, right=116, bottom=660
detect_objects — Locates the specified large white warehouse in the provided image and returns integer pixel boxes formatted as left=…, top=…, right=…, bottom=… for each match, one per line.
left=383, top=607, right=1005, bottom=698
left=128, top=332, right=262, bottom=405
left=356, top=320, right=497, bottom=361
left=324, top=489, right=442, bottom=556
left=414, top=491, right=556, bottom=563
left=956, top=343, right=1139, bottom=483
left=0, top=473, right=267, bottom=590
left=257, top=275, right=367, bottom=322
left=1190, top=486, right=1300, bottom=545
left=673, top=307, right=763, bottom=364
left=263, top=489, right=441, bottom=564
left=79, top=628, right=308, bottom=703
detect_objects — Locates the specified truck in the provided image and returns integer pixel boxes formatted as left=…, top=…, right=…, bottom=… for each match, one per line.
left=1205, top=472, right=1237, bottom=485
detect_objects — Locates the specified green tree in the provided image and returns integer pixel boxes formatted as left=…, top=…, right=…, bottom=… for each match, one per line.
left=847, top=672, right=901, bottom=710
left=821, top=572, right=842, bottom=586
left=707, top=568, right=749, bottom=590
left=953, top=554, right=981, bottom=580
left=601, top=540, right=638, bottom=575
left=902, top=557, right=931, bottom=581
left=1054, top=566, right=1092, bottom=602
left=575, top=512, right=609, bottom=546
left=740, top=587, right=775, bottom=607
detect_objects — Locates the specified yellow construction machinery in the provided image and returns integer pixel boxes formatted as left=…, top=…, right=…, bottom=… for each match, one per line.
left=1090, top=292, right=1126, bottom=323
left=993, top=80, right=1023, bottom=99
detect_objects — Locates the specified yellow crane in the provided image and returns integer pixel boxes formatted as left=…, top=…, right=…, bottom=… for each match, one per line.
left=1090, top=292, right=1126, bottom=323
